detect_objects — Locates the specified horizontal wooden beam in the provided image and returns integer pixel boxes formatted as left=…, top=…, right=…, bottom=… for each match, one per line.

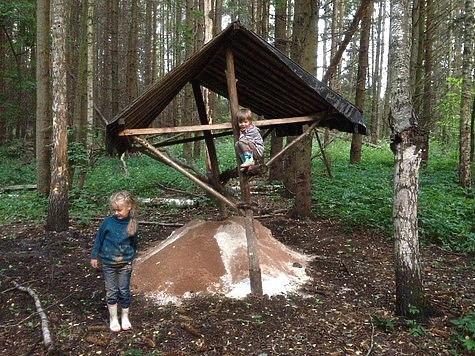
left=118, top=114, right=324, bottom=136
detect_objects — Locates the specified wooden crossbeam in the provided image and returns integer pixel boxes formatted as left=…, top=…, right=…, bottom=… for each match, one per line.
left=118, top=114, right=323, bottom=136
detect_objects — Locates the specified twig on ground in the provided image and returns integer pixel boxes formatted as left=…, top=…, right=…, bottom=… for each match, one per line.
left=340, top=259, right=351, bottom=275
left=1, top=278, right=42, bottom=294
left=365, top=315, right=375, bottom=356
left=254, top=213, right=286, bottom=219
left=154, top=182, right=196, bottom=197
left=137, top=220, right=184, bottom=227
left=12, top=281, right=52, bottom=349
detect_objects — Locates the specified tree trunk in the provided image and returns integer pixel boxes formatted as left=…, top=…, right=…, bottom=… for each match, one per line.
left=77, top=0, right=94, bottom=191
left=286, top=0, right=317, bottom=217
left=420, top=0, right=434, bottom=162
left=72, top=0, right=88, bottom=144
left=323, top=0, right=372, bottom=85
left=370, top=0, right=384, bottom=144
left=183, top=0, right=194, bottom=161
left=458, top=0, right=473, bottom=188
left=393, top=130, right=430, bottom=318
left=36, top=0, right=51, bottom=195
left=47, top=0, right=69, bottom=232
left=389, top=0, right=433, bottom=319
left=350, top=0, right=372, bottom=164
left=0, top=27, right=4, bottom=143
left=144, top=0, right=153, bottom=87
left=268, top=0, right=287, bottom=182
left=213, top=0, right=223, bottom=36
left=126, top=0, right=138, bottom=103
left=471, top=96, right=474, bottom=163
left=110, top=0, right=119, bottom=116
left=151, top=3, right=158, bottom=82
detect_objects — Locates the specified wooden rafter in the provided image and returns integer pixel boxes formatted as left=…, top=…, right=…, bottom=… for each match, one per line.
left=118, top=115, right=324, bottom=136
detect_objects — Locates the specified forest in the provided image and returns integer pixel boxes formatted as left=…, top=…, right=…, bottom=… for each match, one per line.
left=0, top=0, right=474, bottom=355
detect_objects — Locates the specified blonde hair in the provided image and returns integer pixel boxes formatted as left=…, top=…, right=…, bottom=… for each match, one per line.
left=236, top=108, right=253, bottom=123
left=109, top=191, right=137, bottom=236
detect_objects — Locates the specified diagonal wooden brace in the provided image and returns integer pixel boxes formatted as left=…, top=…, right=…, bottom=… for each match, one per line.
left=131, top=135, right=239, bottom=211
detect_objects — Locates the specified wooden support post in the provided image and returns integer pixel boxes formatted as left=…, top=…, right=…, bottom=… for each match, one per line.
left=131, top=135, right=238, bottom=211
left=225, top=45, right=263, bottom=295
left=192, top=80, right=228, bottom=219
left=314, top=129, right=333, bottom=178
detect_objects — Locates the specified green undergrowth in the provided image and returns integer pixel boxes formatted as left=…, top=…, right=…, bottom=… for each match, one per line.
left=0, top=138, right=473, bottom=252
left=310, top=141, right=474, bottom=252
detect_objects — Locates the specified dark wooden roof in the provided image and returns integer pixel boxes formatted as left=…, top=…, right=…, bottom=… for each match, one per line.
left=107, top=21, right=366, bottom=153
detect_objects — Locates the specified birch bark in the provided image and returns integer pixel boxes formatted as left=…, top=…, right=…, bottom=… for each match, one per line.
left=47, top=0, right=69, bottom=232
left=389, top=0, right=433, bottom=318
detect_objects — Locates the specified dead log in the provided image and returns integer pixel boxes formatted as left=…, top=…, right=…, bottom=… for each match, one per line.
left=13, top=281, right=52, bottom=350
left=0, top=184, right=37, bottom=191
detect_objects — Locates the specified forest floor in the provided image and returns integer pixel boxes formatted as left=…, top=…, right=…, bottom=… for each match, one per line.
left=0, top=192, right=473, bottom=356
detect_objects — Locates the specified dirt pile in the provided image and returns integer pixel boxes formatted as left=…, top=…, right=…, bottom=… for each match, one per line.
left=131, top=217, right=312, bottom=304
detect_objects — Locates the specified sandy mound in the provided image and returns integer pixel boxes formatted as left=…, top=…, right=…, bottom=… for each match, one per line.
left=131, top=217, right=312, bottom=304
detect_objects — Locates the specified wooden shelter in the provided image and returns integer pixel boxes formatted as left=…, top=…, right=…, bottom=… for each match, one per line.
left=106, top=22, right=366, bottom=294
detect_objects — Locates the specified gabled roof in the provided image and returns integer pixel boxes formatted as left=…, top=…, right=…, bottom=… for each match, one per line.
left=107, top=21, right=366, bottom=152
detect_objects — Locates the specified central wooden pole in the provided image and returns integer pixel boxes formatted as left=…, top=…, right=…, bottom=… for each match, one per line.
left=225, top=45, right=263, bottom=295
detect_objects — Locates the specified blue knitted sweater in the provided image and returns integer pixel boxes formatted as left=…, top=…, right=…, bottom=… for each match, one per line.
left=90, top=215, right=138, bottom=265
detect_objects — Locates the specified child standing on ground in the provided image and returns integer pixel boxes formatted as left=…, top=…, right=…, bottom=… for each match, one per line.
left=90, top=191, right=138, bottom=332
left=235, top=108, right=264, bottom=169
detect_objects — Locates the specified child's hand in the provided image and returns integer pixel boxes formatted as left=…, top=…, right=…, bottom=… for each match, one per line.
left=90, top=259, right=98, bottom=268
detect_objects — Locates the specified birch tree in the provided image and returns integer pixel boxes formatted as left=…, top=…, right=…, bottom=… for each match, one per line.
left=46, top=0, right=69, bottom=232
left=388, top=0, right=433, bottom=318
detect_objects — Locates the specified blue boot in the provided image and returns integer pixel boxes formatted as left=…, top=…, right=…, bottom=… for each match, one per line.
left=240, top=151, right=255, bottom=168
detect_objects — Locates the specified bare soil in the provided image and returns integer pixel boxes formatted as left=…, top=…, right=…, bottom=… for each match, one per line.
left=0, top=196, right=473, bottom=356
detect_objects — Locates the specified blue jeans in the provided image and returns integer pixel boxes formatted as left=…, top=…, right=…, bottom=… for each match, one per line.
left=102, top=263, right=132, bottom=308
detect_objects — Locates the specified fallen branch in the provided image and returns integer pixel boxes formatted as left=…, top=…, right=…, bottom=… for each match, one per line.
left=365, top=315, right=375, bottom=356
left=13, top=281, right=52, bottom=350
left=2, top=291, right=75, bottom=329
left=0, top=184, right=37, bottom=191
